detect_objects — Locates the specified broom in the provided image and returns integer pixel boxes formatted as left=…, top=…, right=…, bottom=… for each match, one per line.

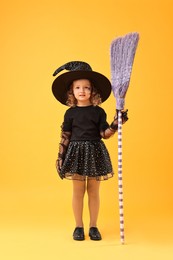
left=110, top=32, right=139, bottom=244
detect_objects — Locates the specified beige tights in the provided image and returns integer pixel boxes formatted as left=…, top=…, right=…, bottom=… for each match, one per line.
left=72, top=179, right=100, bottom=228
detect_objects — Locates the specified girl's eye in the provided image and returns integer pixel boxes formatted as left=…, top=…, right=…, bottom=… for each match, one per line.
left=74, top=86, right=91, bottom=90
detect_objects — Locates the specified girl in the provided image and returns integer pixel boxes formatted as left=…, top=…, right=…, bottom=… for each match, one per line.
left=52, top=61, right=128, bottom=241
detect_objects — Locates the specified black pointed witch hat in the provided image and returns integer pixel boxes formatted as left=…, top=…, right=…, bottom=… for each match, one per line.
left=52, top=61, right=111, bottom=105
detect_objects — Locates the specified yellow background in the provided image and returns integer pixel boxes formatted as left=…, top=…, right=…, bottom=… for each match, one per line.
left=1, top=0, right=173, bottom=259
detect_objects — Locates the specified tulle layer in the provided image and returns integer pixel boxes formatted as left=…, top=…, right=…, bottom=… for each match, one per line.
left=60, top=140, right=114, bottom=181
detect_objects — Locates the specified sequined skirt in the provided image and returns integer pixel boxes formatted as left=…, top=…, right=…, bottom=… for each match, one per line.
left=60, top=140, right=114, bottom=181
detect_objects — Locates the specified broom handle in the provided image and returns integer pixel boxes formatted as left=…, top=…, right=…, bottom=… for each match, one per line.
left=118, top=110, right=125, bottom=244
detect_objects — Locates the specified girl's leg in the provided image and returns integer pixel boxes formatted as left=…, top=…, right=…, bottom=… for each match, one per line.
left=72, top=180, right=86, bottom=227
left=87, top=179, right=100, bottom=227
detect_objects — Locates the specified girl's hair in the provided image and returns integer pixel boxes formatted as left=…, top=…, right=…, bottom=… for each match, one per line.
left=66, top=80, right=102, bottom=107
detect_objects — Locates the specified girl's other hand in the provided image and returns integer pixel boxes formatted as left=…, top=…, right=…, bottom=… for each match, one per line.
left=56, top=159, right=63, bottom=179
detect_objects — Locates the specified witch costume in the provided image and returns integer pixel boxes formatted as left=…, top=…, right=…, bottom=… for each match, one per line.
left=52, top=61, right=128, bottom=181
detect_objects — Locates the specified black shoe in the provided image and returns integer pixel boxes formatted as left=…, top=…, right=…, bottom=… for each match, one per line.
left=73, top=227, right=85, bottom=241
left=89, top=227, right=102, bottom=240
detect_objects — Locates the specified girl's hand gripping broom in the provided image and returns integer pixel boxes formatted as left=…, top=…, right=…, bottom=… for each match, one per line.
left=110, top=32, right=139, bottom=244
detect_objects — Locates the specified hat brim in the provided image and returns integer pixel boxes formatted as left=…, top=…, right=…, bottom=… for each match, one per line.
left=52, top=70, right=112, bottom=105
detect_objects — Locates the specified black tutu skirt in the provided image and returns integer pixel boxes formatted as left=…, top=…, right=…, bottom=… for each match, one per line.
left=60, top=140, right=114, bottom=181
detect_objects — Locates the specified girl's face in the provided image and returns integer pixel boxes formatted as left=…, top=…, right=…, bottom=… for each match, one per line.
left=72, top=79, right=92, bottom=106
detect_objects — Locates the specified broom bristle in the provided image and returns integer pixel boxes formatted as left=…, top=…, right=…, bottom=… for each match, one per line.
left=110, top=32, right=139, bottom=98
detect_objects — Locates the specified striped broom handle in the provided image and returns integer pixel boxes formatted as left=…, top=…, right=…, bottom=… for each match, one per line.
left=118, top=110, right=125, bottom=244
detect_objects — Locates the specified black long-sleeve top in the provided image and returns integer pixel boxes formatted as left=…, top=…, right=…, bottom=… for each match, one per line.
left=62, top=105, right=109, bottom=141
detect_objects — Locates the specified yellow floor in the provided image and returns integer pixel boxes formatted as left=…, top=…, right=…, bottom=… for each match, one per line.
left=1, top=184, right=173, bottom=260
left=1, top=227, right=172, bottom=260
left=1, top=213, right=173, bottom=260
